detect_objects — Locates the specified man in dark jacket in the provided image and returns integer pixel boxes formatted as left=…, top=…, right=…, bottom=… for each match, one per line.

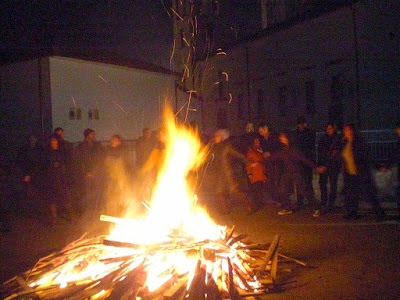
left=258, top=123, right=281, bottom=205
left=17, top=134, right=44, bottom=211
left=293, top=116, right=316, bottom=207
left=317, top=122, right=342, bottom=211
left=267, top=131, right=325, bottom=216
left=74, top=128, right=104, bottom=216
left=206, top=129, right=255, bottom=214
left=136, top=127, right=153, bottom=169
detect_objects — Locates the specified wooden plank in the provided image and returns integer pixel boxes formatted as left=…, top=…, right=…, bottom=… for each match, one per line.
left=257, top=235, right=280, bottom=283
left=258, top=235, right=280, bottom=272
left=163, top=277, right=187, bottom=299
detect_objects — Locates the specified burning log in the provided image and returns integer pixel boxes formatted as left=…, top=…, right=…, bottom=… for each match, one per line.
left=3, top=214, right=305, bottom=299
left=0, top=228, right=291, bottom=299
left=162, top=274, right=188, bottom=299
left=1, top=211, right=307, bottom=300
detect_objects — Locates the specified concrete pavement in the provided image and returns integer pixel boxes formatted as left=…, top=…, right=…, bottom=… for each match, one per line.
left=1, top=203, right=399, bottom=299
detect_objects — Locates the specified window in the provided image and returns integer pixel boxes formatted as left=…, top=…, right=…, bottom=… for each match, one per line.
left=238, top=93, right=245, bottom=120
left=217, top=108, right=228, bottom=129
left=88, top=108, right=100, bottom=120
left=305, top=80, right=315, bottom=115
left=256, top=89, right=266, bottom=118
left=329, top=75, right=344, bottom=127
left=278, top=86, right=288, bottom=117
left=69, top=107, right=82, bottom=120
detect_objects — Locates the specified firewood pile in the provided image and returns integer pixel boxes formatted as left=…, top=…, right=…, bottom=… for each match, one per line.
left=0, top=214, right=305, bottom=300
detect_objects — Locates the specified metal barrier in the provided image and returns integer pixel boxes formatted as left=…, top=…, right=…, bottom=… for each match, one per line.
left=316, top=129, right=397, bottom=163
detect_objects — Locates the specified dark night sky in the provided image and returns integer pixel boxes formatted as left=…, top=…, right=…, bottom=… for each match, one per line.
left=0, top=1, right=174, bottom=68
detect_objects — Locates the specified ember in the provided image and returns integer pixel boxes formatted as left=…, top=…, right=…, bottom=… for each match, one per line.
left=1, top=108, right=304, bottom=299
left=1, top=220, right=283, bottom=299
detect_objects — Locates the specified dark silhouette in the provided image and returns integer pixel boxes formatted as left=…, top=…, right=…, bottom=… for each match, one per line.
left=341, top=123, right=385, bottom=221
left=292, top=116, right=317, bottom=207
left=317, top=122, right=342, bottom=211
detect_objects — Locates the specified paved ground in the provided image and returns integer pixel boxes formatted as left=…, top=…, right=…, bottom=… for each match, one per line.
left=1, top=198, right=399, bottom=300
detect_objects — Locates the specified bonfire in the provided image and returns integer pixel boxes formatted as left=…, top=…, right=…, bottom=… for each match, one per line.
left=1, top=109, right=299, bottom=300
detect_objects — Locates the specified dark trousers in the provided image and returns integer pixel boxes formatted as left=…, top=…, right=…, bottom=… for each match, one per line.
left=250, top=181, right=266, bottom=209
left=344, top=173, right=383, bottom=216
left=298, top=165, right=315, bottom=205
left=278, top=172, right=317, bottom=210
left=319, top=169, right=340, bottom=207
left=265, top=162, right=279, bottom=202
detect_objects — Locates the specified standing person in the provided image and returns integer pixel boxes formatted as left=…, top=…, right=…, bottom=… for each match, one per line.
left=140, top=128, right=167, bottom=202
left=267, top=131, right=324, bottom=216
left=53, top=127, right=76, bottom=209
left=74, top=128, right=104, bottom=216
left=16, top=134, right=44, bottom=210
left=238, top=122, right=258, bottom=154
left=341, top=123, right=385, bottom=221
left=293, top=116, right=317, bottom=208
left=53, top=127, right=73, bottom=160
left=104, top=134, right=131, bottom=216
left=136, top=128, right=154, bottom=169
left=246, top=137, right=267, bottom=209
left=207, top=129, right=255, bottom=214
left=257, top=123, right=281, bottom=206
left=43, top=135, right=74, bottom=224
left=317, top=122, right=342, bottom=212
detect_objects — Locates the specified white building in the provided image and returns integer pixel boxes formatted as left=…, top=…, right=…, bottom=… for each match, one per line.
left=0, top=53, right=177, bottom=149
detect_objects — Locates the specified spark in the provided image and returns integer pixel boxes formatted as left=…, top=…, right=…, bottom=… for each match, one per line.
left=228, top=93, right=233, bottom=104
left=71, top=96, right=77, bottom=108
left=161, top=0, right=171, bottom=17
left=170, top=39, right=176, bottom=66
left=170, top=7, right=183, bottom=21
left=194, top=15, right=198, bottom=36
left=98, top=75, right=108, bottom=83
left=175, top=101, right=188, bottom=117
left=184, top=90, right=196, bottom=123
left=182, top=65, right=189, bottom=81
left=222, top=72, right=229, bottom=81
left=112, top=101, right=128, bottom=114
left=182, top=37, right=190, bottom=47
left=216, top=48, right=227, bottom=55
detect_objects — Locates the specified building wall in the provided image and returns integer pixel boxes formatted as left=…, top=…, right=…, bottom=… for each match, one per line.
left=0, top=58, right=52, bottom=153
left=199, top=0, right=400, bottom=136
left=49, top=57, right=176, bottom=142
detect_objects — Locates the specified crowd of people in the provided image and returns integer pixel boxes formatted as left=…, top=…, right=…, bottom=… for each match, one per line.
left=0, top=118, right=399, bottom=232
left=202, top=118, right=399, bottom=221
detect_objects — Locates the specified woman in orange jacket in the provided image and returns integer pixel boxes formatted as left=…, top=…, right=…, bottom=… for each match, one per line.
left=246, top=137, right=267, bottom=209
